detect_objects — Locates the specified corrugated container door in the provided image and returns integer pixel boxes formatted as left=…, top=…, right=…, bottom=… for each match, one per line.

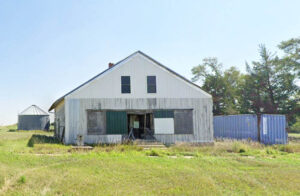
left=106, top=111, right=128, bottom=134
left=260, top=114, right=287, bottom=145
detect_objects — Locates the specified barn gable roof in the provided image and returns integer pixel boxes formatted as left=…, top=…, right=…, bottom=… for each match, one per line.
left=49, top=51, right=210, bottom=111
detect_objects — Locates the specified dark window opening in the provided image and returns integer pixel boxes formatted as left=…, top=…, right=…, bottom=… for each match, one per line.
left=87, top=110, right=106, bottom=135
left=121, top=76, right=131, bottom=93
left=147, top=76, right=156, bottom=93
left=174, top=110, right=193, bottom=134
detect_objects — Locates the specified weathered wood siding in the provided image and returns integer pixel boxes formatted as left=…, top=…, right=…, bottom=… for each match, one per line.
left=64, top=98, right=213, bottom=144
left=67, top=53, right=211, bottom=99
left=54, top=101, right=65, bottom=140
left=58, top=52, right=213, bottom=144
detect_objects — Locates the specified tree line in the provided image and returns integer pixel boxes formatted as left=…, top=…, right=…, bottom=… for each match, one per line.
left=191, top=37, right=300, bottom=131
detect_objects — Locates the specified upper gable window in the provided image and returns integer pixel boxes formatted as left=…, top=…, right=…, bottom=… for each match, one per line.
left=147, top=76, right=156, bottom=93
left=121, top=76, right=131, bottom=94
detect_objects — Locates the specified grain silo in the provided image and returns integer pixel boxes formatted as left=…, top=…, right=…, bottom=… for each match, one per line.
left=18, top=105, right=50, bottom=131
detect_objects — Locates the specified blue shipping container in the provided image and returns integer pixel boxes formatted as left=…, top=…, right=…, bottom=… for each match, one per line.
left=260, top=114, right=287, bottom=145
left=214, top=114, right=258, bottom=141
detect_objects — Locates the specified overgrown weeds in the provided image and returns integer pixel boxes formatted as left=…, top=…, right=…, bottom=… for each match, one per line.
left=146, top=149, right=161, bottom=157
left=231, top=142, right=248, bottom=153
left=27, top=135, right=60, bottom=147
left=18, top=176, right=26, bottom=184
left=93, top=144, right=143, bottom=153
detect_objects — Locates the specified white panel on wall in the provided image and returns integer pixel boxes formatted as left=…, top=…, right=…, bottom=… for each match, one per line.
left=154, top=118, right=174, bottom=134
left=263, top=117, right=268, bottom=135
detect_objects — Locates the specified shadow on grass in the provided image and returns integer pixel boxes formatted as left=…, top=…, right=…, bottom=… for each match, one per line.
left=27, top=134, right=61, bottom=147
left=8, top=129, right=17, bottom=132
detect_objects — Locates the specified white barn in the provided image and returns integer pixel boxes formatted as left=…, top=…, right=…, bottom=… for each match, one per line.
left=49, top=51, right=213, bottom=145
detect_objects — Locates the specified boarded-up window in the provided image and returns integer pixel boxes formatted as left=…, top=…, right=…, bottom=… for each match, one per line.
left=174, top=110, right=193, bottom=134
left=87, top=111, right=106, bottom=135
left=154, top=110, right=174, bottom=134
left=154, top=118, right=174, bottom=134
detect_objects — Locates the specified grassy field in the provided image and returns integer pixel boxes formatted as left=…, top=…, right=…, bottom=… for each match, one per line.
left=0, top=125, right=300, bottom=195
left=289, top=133, right=300, bottom=138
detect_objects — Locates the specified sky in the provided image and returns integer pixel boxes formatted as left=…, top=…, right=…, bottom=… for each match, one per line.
left=0, top=0, right=299, bottom=125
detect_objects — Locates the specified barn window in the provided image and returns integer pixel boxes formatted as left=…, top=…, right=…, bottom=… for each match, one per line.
left=147, top=76, right=156, bottom=93
left=121, top=76, right=131, bottom=93
left=87, top=110, right=106, bottom=135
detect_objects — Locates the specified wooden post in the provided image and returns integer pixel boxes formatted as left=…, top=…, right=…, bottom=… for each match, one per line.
left=257, top=113, right=261, bottom=142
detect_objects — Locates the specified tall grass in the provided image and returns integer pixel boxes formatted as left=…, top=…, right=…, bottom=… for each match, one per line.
left=27, top=135, right=60, bottom=147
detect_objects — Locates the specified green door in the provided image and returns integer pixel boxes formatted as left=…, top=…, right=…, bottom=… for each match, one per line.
left=154, top=110, right=174, bottom=118
left=106, top=111, right=128, bottom=134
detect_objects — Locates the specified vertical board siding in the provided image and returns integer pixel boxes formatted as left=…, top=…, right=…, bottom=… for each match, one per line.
left=214, top=115, right=258, bottom=141
left=65, top=98, right=213, bottom=144
left=68, top=53, right=211, bottom=99
left=55, top=102, right=65, bottom=140
left=106, top=111, right=128, bottom=134
left=260, top=114, right=287, bottom=145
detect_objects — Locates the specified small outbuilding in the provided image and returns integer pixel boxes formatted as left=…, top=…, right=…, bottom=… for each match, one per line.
left=18, top=105, right=50, bottom=131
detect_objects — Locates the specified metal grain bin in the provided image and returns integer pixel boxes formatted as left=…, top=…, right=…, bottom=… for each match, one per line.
left=260, top=114, right=287, bottom=145
left=18, top=105, right=50, bottom=131
left=214, top=114, right=258, bottom=141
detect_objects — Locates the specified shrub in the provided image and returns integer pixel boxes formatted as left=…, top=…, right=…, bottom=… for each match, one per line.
left=265, top=147, right=277, bottom=155
left=290, top=116, right=300, bottom=133
left=146, top=149, right=161, bottom=157
left=232, top=142, right=247, bottom=153
left=18, top=176, right=26, bottom=184
left=278, top=145, right=295, bottom=153
left=27, top=135, right=60, bottom=147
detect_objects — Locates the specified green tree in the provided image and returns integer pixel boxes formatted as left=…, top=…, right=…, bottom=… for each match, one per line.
left=191, top=58, right=241, bottom=115
left=242, top=45, right=278, bottom=114
left=278, top=37, right=300, bottom=77
left=191, top=38, right=299, bottom=128
left=278, top=38, right=300, bottom=125
left=242, top=44, right=299, bottom=124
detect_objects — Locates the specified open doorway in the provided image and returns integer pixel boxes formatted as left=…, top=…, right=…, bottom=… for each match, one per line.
left=127, top=112, right=154, bottom=139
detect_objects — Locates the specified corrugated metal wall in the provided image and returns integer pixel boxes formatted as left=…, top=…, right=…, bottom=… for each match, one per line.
left=214, top=115, right=258, bottom=141
left=214, top=114, right=287, bottom=144
left=18, top=115, right=50, bottom=131
left=260, top=114, right=287, bottom=145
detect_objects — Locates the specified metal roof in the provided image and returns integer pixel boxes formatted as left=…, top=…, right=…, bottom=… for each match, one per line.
left=49, top=51, right=211, bottom=111
left=19, top=105, right=49, bottom=116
